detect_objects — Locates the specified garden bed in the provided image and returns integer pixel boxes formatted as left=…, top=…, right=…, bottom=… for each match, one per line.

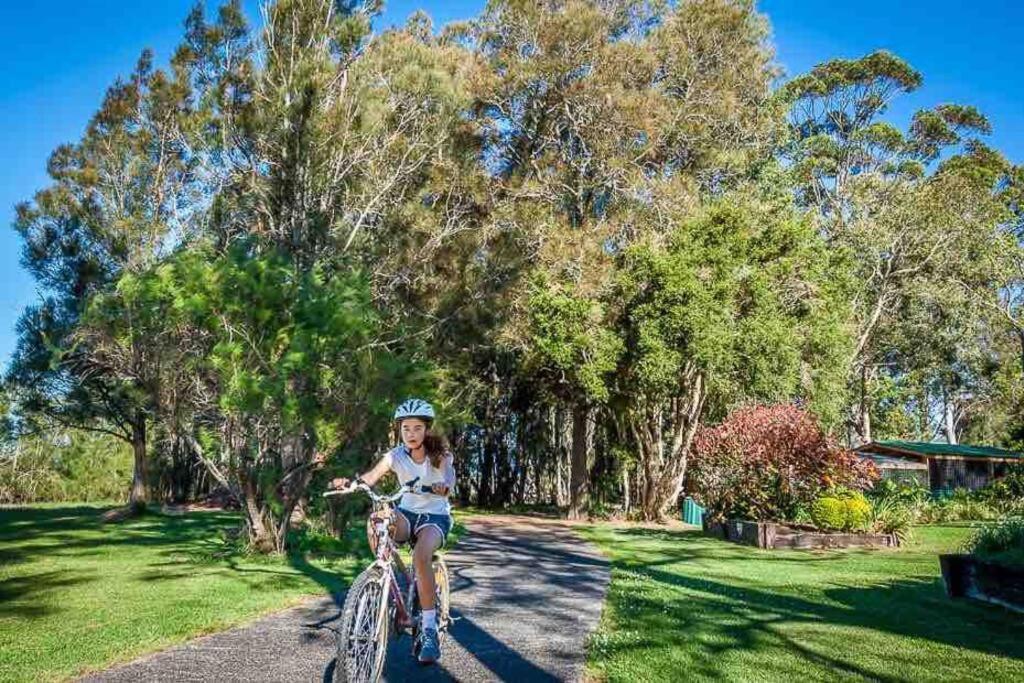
left=939, top=554, right=1024, bottom=613
left=703, top=518, right=895, bottom=549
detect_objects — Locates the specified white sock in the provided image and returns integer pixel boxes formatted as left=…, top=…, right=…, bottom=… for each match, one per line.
left=422, top=608, right=437, bottom=630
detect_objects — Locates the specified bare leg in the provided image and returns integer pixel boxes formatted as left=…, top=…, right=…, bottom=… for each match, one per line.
left=413, top=527, right=443, bottom=611
left=367, top=510, right=410, bottom=554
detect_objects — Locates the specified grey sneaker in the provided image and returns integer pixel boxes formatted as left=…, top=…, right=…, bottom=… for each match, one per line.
left=417, top=627, right=441, bottom=664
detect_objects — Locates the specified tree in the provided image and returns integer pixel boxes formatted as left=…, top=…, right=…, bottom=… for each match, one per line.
left=611, top=182, right=850, bottom=520
left=467, top=0, right=784, bottom=518
left=8, top=45, right=200, bottom=509
left=785, top=51, right=1012, bottom=445
left=131, top=245, right=408, bottom=551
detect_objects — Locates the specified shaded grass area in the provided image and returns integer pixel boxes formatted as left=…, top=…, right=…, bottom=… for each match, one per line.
left=580, top=524, right=1024, bottom=682
left=0, top=504, right=361, bottom=682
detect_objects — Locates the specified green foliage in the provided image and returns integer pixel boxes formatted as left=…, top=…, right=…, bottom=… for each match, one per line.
left=525, top=279, right=623, bottom=402
left=916, top=490, right=1001, bottom=524
left=962, top=517, right=1024, bottom=567
left=870, top=496, right=915, bottom=545
left=810, top=489, right=871, bottom=532
left=844, top=492, right=873, bottom=532
left=866, top=479, right=931, bottom=543
left=615, top=190, right=852, bottom=418
left=974, top=463, right=1024, bottom=508
left=810, top=496, right=847, bottom=531
left=0, top=431, right=132, bottom=504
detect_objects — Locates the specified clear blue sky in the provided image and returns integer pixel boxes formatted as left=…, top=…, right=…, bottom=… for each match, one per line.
left=1, top=1, right=1021, bottom=367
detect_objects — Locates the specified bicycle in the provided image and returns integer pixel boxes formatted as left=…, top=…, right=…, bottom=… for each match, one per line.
left=323, top=478, right=452, bottom=683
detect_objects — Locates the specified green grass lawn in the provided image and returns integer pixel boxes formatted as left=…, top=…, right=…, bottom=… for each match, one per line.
left=581, top=523, right=1024, bottom=682
left=0, top=504, right=362, bottom=682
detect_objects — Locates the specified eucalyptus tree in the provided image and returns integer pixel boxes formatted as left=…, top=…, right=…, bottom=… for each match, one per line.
left=785, top=51, right=1014, bottom=444
left=466, top=0, right=785, bottom=517
left=8, top=44, right=201, bottom=508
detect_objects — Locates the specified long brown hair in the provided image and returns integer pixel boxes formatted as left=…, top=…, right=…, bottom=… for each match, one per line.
left=422, top=430, right=449, bottom=469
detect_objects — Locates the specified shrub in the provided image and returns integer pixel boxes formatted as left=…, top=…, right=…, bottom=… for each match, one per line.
left=962, top=517, right=1024, bottom=567
left=916, top=489, right=1000, bottom=524
left=975, top=465, right=1024, bottom=513
left=844, top=492, right=872, bottom=532
left=690, top=404, right=878, bottom=522
left=870, top=478, right=930, bottom=509
left=811, top=489, right=872, bottom=532
left=871, top=497, right=914, bottom=545
left=0, top=432, right=132, bottom=504
left=811, top=497, right=846, bottom=531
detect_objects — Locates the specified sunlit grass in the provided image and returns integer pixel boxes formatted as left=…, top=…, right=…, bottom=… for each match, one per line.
left=581, top=523, right=1024, bottom=682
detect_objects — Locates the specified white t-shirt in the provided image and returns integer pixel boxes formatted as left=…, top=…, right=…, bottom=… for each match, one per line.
left=381, top=445, right=455, bottom=516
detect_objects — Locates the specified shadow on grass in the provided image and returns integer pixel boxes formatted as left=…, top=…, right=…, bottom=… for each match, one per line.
left=0, top=570, right=96, bottom=619
left=0, top=505, right=240, bottom=564
left=0, top=504, right=314, bottom=620
left=595, top=525, right=1024, bottom=679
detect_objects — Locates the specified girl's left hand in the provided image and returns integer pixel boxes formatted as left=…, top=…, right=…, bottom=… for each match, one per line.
left=431, top=483, right=449, bottom=496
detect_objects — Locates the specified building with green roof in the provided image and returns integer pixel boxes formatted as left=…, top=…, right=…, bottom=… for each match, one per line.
left=856, top=440, right=1023, bottom=493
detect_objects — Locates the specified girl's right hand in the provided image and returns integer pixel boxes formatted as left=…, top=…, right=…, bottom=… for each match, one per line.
left=329, top=477, right=350, bottom=490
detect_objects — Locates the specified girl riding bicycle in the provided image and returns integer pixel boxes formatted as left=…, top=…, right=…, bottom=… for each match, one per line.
left=329, top=398, right=455, bottom=665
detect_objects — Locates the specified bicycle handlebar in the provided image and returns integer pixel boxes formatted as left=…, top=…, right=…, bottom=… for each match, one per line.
left=321, top=477, right=439, bottom=502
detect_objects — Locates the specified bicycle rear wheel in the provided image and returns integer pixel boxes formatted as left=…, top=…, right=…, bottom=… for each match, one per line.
left=336, top=564, right=390, bottom=683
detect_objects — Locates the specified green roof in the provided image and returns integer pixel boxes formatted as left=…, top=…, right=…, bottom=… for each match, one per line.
left=860, top=440, right=1024, bottom=460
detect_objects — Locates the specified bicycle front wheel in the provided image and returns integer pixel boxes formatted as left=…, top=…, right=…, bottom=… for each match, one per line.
left=433, top=555, right=451, bottom=641
left=336, top=564, right=390, bottom=683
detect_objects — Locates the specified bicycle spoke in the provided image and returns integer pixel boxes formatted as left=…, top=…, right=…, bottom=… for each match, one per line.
left=345, top=579, right=385, bottom=683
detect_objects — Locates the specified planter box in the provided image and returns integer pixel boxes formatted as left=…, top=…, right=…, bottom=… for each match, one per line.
left=939, top=554, right=1024, bottom=613
left=702, top=518, right=727, bottom=539
left=703, top=518, right=894, bottom=550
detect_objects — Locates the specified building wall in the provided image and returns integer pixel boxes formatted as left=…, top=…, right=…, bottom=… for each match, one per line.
left=928, top=458, right=1006, bottom=492
left=879, top=467, right=929, bottom=488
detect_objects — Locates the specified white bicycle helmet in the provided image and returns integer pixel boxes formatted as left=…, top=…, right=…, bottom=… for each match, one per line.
left=393, top=398, right=435, bottom=424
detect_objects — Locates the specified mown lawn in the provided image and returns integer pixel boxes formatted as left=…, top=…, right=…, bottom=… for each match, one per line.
left=581, top=523, right=1024, bottom=682
left=0, top=504, right=360, bottom=682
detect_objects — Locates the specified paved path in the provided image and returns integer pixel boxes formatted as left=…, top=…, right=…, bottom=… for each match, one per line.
left=80, top=516, right=610, bottom=682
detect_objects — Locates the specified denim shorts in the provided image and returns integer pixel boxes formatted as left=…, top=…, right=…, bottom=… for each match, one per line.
left=397, top=507, right=452, bottom=548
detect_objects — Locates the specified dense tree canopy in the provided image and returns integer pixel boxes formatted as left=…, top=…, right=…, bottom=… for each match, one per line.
left=4, top=0, right=1021, bottom=540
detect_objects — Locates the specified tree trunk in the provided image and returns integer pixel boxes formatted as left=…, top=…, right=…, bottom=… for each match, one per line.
left=533, top=459, right=542, bottom=506
left=568, top=402, right=591, bottom=520
left=858, top=364, right=872, bottom=446
left=552, top=405, right=567, bottom=507
left=516, top=436, right=528, bottom=506
left=622, top=466, right=630, bottom=516
left=129, top=411, right=147, bottom=511
left=479, top=431, right=495, bottom=508
left=240, top=469, right=276, bottom=553
left=633, top=372, right=706, bottom=521
left=1017, top=329, right=1024, bottom=380
left=943, top=391, right=958, bottom=445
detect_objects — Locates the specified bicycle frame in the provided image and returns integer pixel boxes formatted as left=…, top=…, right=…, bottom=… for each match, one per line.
left=368, top=504, right=417, bottom=631
left=327, top=480, right=431, bottom=634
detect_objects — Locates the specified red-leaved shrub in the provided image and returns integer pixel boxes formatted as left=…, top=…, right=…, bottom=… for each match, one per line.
left=690, top=404, right=877, bottom=523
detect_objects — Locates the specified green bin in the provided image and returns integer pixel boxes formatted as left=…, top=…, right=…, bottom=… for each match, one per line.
left=682, top=497, right=705, bottom=526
